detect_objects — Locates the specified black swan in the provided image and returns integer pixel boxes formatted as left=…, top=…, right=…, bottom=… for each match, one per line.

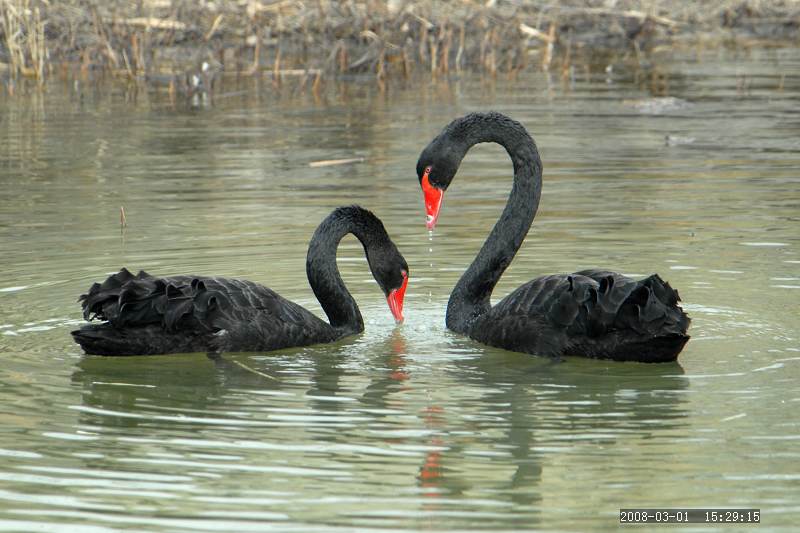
left=416, top=112, right=690, bottom=362
left=72, top=206, right=409, bottom=356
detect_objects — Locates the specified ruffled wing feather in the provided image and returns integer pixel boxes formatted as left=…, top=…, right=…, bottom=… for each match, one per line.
left=480, top=269, right=690, bottom=361
left=74, top=268, right=334, bottom=355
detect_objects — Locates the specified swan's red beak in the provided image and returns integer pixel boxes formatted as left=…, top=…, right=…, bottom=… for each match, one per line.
left=422, top=169, right=444, bottom=231
left=387, top=271, right=408, bottom=324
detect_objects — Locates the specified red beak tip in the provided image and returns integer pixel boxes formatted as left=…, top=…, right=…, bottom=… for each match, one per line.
left=387, top=295, right=405, bottom=324
left=387, top=275, right=408, bottom=323
left=421, top=172, right=443, bottom=231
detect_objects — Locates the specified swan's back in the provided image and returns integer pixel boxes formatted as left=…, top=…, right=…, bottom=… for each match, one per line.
left=72, top=268, right=334, bottom=355
left=473, top=269, right=690, bottom=362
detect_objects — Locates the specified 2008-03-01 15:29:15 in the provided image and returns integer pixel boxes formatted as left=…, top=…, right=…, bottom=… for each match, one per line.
left=619, top=508, right=761, bottom=523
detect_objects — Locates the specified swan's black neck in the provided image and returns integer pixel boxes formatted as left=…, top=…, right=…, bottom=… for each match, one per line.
left=306, top=206, right=387, bottom=337
left=444, top=113, right=543, bottom=333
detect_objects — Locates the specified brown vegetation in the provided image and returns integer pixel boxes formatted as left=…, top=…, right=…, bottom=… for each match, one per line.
left=0, top=0, right=797, bottom=91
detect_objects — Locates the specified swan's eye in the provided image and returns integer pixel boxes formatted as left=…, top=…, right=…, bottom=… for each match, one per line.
left=424, top=165, right=432, bottom=176
left=401, top=269, right=408, bottom=279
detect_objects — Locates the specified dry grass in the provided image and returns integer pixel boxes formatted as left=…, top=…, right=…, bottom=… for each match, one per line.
left=0, top=0, right=797, bottom=90
left=1, top=0, right=46, bottom=83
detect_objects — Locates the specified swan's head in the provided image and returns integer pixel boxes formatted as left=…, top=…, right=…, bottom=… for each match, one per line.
left=368, top=244, right=409, bottom=324
left=416, top=136, right=464, bottom=230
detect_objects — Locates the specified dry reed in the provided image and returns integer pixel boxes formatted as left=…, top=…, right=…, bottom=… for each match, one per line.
left=0, top=0, right=796, bottom=91
left=1, top=0, right=46, bottom=83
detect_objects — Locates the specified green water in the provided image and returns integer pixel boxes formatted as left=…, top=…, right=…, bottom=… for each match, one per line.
left=1, top=47, right=799, bottom=531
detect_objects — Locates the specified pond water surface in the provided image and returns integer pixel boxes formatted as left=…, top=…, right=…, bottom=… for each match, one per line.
left=1, top=47, right=799, bottom=532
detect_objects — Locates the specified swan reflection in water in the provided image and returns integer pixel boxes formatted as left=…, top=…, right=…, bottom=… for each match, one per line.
left=71, top=328, right=688, bottom=524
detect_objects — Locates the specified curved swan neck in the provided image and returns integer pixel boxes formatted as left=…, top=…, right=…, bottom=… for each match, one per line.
left=445, top=113, right=543, bottom=333
left=306, top=207, right=385, bottom=336
left=306, top=209, right=365, bottom=336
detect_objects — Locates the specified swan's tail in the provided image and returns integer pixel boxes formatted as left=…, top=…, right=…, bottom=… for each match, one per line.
left=571, top=270, right=691, bottom=362
left=71, top=323, right=208, bottom=356
left=611, top=273, right=688, bottom=327
left=607, top=333, right=690, bottom=363
left=73, top=268, right=229, bottom=355
left=72, top=324, right=147, bottom=356
left=612, top=273, right=690, bottom=362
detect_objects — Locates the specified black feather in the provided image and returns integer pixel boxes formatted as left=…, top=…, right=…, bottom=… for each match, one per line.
left=421, top=110, right=690, bottom=363
left=71, top=206, right=409, bottom=356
